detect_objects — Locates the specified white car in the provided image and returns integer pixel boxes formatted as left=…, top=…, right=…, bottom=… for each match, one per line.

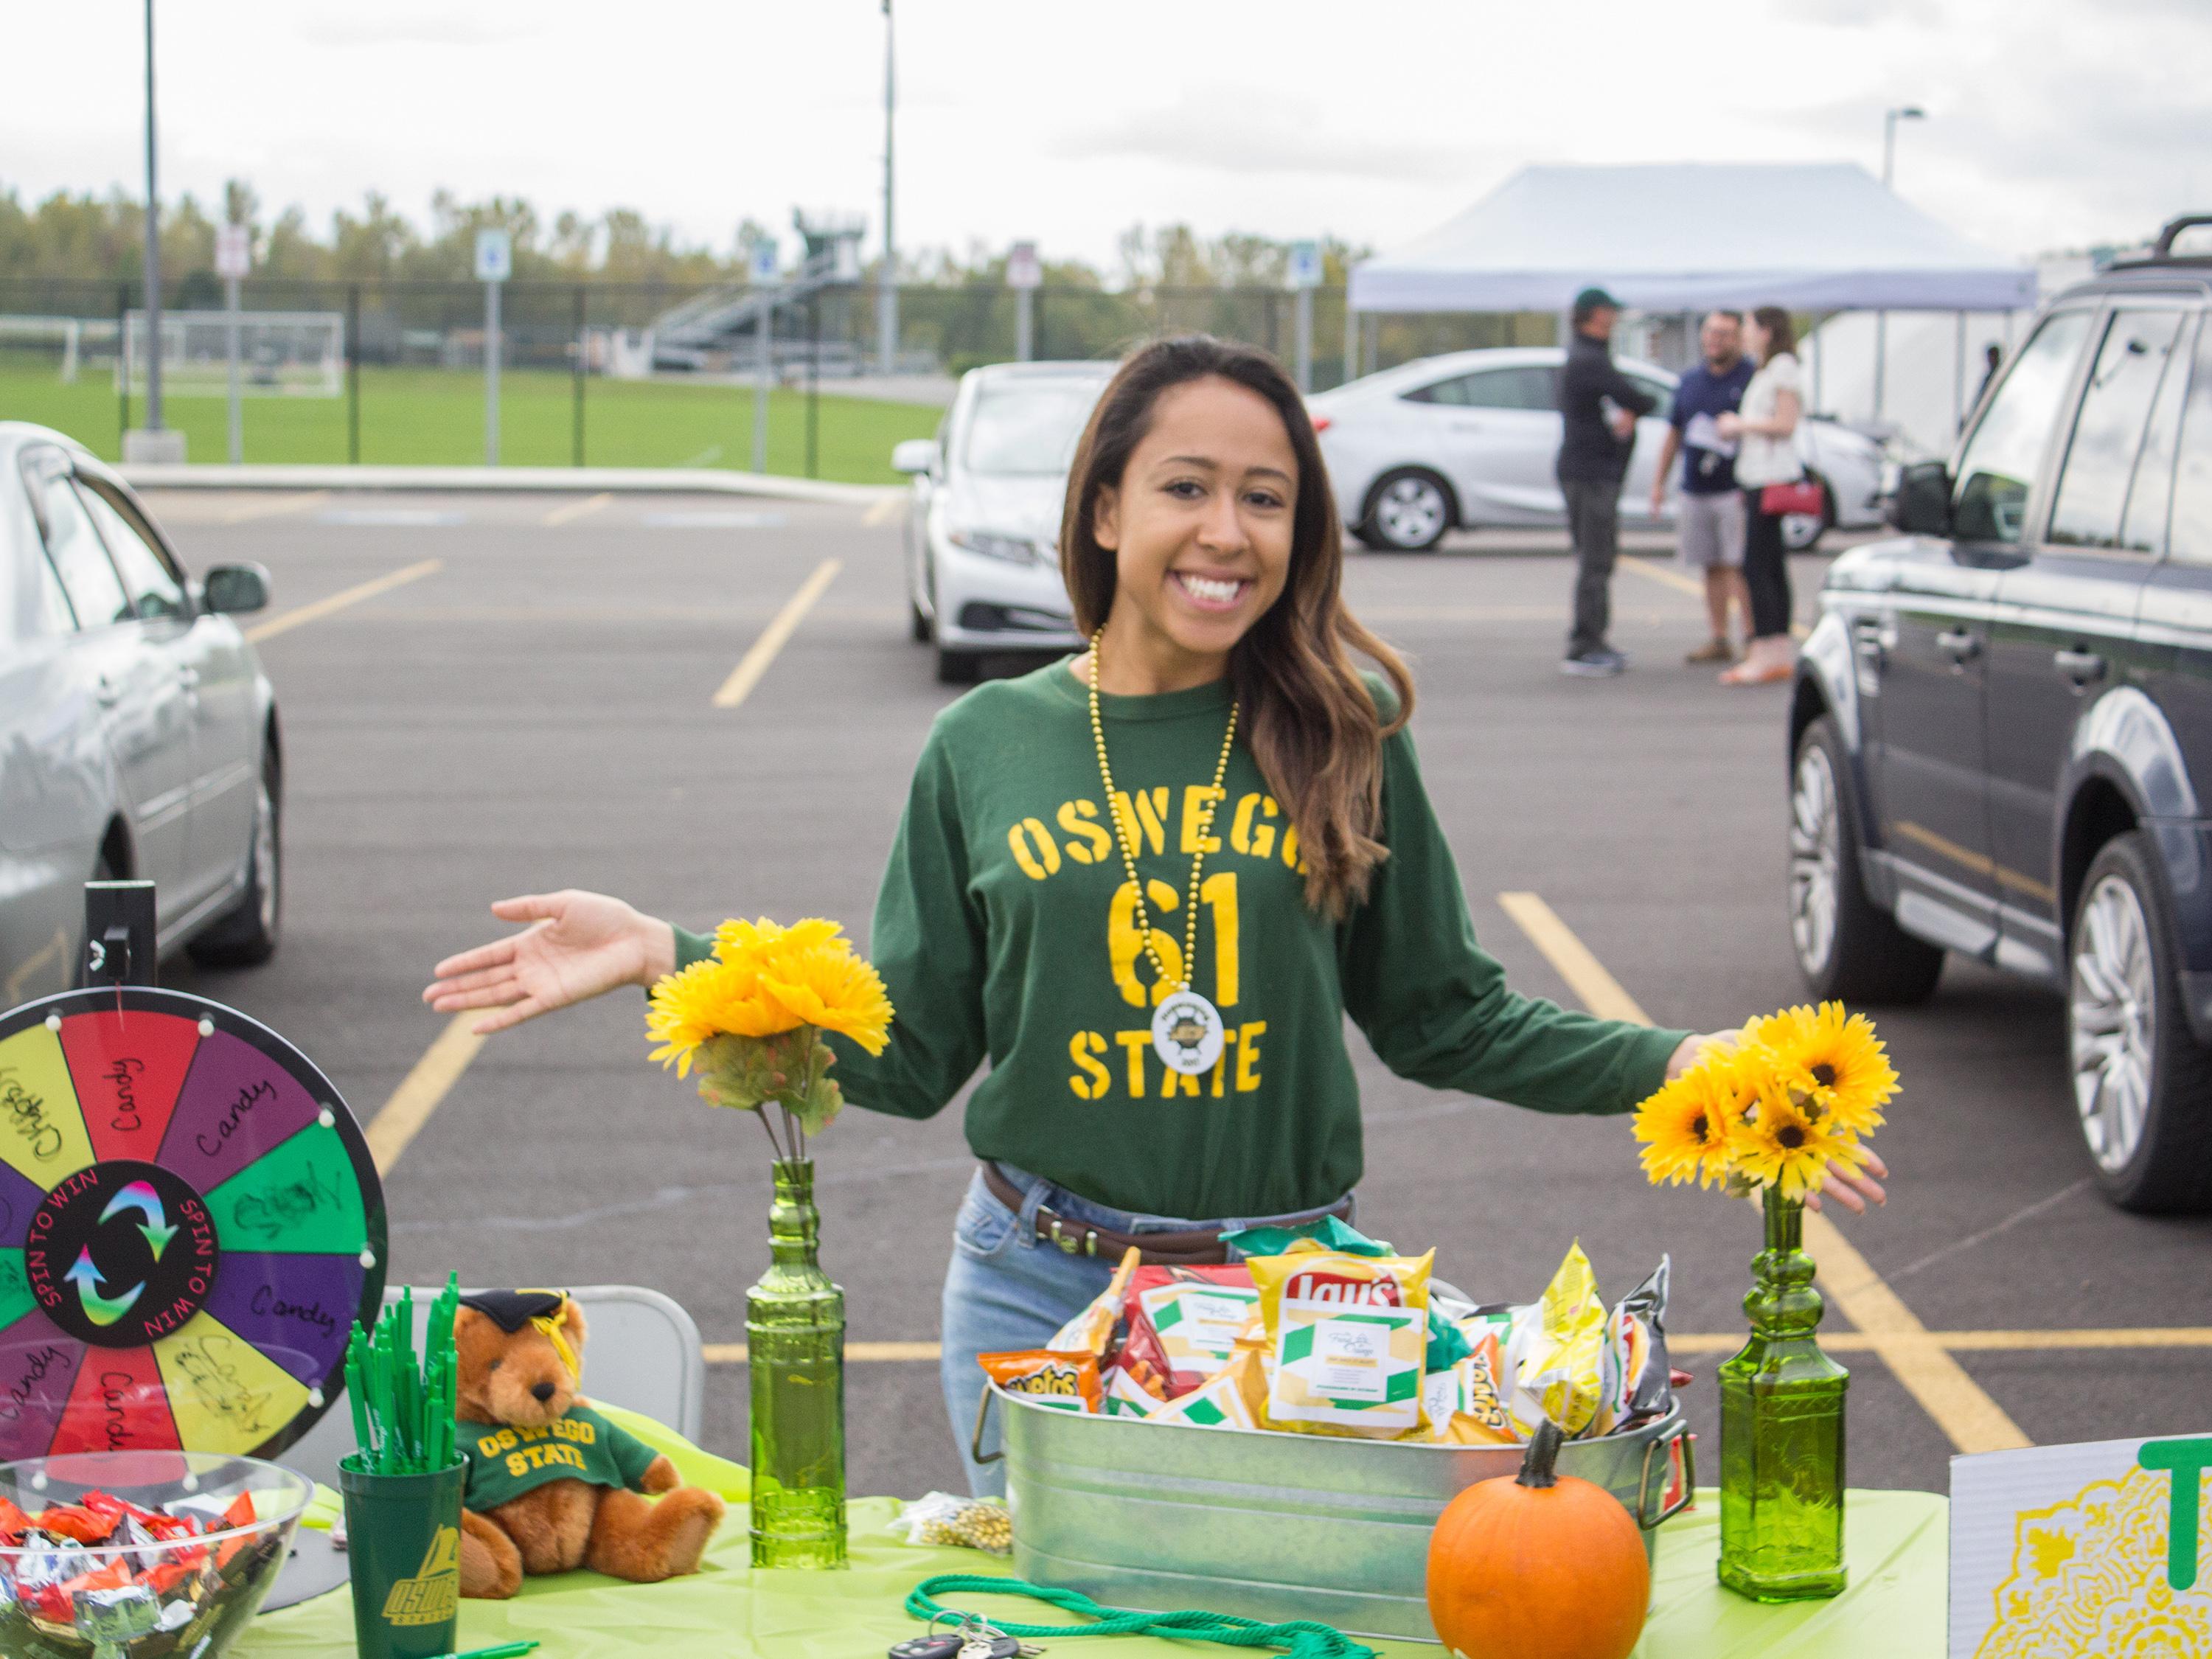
left=893, top=361, right=1113, bottom=683
left=1307, top=346, right=1885, bottom=554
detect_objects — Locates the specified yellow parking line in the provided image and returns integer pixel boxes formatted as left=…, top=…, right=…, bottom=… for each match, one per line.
left=711, top=557, right=842, bottom=709
left=862, top=496, right=902, bottom=528
left=1495, top=892, right=1650, bottom=1023
left=1495, top=888, right=2033, bottom=1453
left=704, top=1340, right=938, bottom=1366
left=364, top=1012, right=485, bottom=1176
left=543, top=491, right=613, bottom=527
left=244, top=558, right=442, bottom=644
left=221, top=490, right=330, bottom=526
left=1619, top=555, right=1705, bottom=599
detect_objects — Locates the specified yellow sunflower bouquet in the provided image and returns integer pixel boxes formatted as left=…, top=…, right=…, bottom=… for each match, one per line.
left=646, top=917, right=894, bottom=1161
left=1632, top=1002, right=1896, bottom=1202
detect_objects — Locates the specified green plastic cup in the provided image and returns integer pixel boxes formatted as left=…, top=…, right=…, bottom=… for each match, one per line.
left=338, top=1455, right=467, bottom=1659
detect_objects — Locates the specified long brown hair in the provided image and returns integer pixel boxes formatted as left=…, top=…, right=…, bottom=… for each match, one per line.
left=1060, top=335, right=1413, bottom=917
left=1752, top=305, right=1797, bottom=364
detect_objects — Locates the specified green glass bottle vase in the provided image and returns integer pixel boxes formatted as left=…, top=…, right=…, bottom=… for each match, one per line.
left=1717, top=1186, right=1848, bottom=1601
left=746, top=1157, right=847, bottom=1569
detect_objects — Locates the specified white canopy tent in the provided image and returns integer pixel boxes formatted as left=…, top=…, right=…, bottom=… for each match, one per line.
left=1348, top=162, right=2035, bottom=316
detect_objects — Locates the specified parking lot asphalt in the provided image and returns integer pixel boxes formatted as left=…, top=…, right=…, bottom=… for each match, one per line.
left=141, top=487, right=2212, bottom=1500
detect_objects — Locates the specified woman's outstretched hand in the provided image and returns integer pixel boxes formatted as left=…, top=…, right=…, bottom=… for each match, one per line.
left=422, top=891, right=676, bottom=1034
left=1664, top=1031, right=1889, bottom=1218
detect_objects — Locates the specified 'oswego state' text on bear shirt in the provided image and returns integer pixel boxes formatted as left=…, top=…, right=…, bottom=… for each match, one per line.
left=673, top=661, right=1683, bottom=1220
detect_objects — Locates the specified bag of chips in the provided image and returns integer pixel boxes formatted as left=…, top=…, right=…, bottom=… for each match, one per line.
left=1046, top=1246, right=1142, bottom=1357
left=1120, top=1265, right=1261, bottom=1397
left=977, top=1349, right=1102, bottom=1414
left=1607, top=1257, right=1675, bottom=1428
left=1248, top=1248, right=1433, bottom=1438
left=1507, top=1241, right=1610, bottom=1441
left=1150, top=1348, right=1268, bottom=1433
left=1218, top=1216, right=1391, bottom=1260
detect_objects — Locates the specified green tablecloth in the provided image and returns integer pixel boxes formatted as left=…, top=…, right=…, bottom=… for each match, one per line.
left=240, top=1425, right=1946, bottom=1658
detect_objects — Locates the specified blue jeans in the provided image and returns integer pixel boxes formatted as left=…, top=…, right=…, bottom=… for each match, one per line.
left=939, top=1163, right=1354, bottom=1496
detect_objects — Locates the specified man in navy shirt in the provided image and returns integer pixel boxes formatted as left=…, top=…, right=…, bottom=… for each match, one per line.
left=1650, top=311, right=1754, bottom=663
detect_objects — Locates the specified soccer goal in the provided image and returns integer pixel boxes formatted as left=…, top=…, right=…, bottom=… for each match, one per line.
left=121, top=310, right=345, bottom=398
left=0, top=315, right=120, bottom=383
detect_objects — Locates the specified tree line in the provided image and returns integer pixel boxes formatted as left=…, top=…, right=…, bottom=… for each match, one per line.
left=0, top=180, right=1366, bottom=294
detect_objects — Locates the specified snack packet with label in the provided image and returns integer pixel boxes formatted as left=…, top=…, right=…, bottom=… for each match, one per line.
left=978, top=1349, right=1102, bottom=1414
left=1046, top=1246, right=1142, bottom=1357
left=1508, top=1240, right=1610, bottom=1440
left=1248, top=1248, right=1433, bottom=1437
left=1150, top=1348, right=1268, bottom=1432
left=1607, top=1257, right=1674, bottom=1428
left=1121, top=1265, right=1261, bottom=1397
left=1104, top=1365, right=1166, bottom=1418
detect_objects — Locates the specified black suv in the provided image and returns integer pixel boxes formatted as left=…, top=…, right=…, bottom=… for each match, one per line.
left=1790, top=215, right=2212, bottom=1214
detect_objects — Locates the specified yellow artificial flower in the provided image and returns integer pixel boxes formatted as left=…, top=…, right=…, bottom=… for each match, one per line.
left=1745, top=1002, right=1898, bottom=1135
left=646, top=954, right=801, bottom=1077
left=1728, top=1077, right=1867, bottom=1201
left=717, top=915, right=895, bottom=1055
left=1633, top=1068, right=1739, bottom=1189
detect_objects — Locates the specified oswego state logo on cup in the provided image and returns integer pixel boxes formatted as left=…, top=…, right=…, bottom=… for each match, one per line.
left=24, top=1161, right=220, bottom=1346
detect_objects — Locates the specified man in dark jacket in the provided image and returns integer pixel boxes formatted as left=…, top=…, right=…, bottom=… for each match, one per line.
left=1557, top=286, right=1656, bottom=676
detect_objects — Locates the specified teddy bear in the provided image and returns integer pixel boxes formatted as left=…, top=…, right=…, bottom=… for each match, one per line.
left=451, top=1290, right=726, bottom=1599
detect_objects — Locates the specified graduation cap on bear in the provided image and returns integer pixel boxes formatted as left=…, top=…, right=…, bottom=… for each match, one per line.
left=461, top=1289, right=578, bottom=1374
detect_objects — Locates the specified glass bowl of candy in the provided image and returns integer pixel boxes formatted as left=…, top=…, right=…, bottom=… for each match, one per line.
left=0, top=1452, right=313, bottom=1659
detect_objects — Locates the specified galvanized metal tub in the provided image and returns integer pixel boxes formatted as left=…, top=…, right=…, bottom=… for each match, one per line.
left=977, top=1386, right=1693, bottom=1644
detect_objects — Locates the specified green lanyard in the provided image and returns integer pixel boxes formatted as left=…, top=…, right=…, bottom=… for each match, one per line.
left=905, top=1575, right=1382, bottom=1659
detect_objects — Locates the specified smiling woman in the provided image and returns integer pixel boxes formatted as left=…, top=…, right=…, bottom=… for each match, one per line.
left=422, top=333, right=1839, bottom=1498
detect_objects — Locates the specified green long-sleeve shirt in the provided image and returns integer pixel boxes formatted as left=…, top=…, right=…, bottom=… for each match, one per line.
left=675, top=660, right=1685, bottom=1219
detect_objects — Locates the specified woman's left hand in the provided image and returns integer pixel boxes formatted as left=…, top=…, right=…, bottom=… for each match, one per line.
left=1808, top=1148, right=1888, bottom=1216
left=1714, top=411, right=1744, bottom=439
left=1666, top=1031, right=1736, bottom=1078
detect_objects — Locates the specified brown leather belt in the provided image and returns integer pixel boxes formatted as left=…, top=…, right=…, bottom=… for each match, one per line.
left=981, top=1163, right=1351, bottom=1268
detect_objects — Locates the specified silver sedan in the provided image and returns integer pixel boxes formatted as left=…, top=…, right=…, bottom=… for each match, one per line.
left=1, top=422, right=282, bottom=1001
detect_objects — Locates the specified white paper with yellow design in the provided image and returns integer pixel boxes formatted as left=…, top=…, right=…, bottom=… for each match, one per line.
left=1950, top=1432, right=2212, bottom=1658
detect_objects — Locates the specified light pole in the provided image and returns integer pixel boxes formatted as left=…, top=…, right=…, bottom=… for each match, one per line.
left=142, top=0, right=163, bottom=435
left=877, top=0, right=897, bottom=376
left=1874, top=104, right=1924, bottom=420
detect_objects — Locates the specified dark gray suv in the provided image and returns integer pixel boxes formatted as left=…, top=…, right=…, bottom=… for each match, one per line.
left=1790, top=215, right=2212, bottom=1214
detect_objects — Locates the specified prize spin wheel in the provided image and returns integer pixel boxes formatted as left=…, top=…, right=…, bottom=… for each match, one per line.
left=0, top=981, right=386, bottom=1462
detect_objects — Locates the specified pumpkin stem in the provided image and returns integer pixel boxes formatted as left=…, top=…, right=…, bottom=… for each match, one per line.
left=1516, top=1419, right=1564, bottom=1489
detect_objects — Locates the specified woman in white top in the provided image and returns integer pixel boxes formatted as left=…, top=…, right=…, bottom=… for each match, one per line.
left=1716, top=306, right=1803, bottom=685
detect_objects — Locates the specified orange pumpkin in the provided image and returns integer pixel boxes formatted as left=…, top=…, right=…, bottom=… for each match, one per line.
left=1426, top=1419, right=1650, bottom=1659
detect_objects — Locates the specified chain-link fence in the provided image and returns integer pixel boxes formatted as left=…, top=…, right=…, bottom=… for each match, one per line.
left=0, top=276, right=1559, bottom=481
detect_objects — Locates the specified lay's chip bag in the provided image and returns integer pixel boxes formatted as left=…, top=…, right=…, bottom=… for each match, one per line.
left=977, top=1349, right=1102, bottom=1414
left=1249, top=1248, right=1432, bottom=1437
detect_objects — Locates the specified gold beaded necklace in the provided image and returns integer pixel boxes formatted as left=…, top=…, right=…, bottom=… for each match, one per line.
left=1088, top=627, right=1240, bottom=1074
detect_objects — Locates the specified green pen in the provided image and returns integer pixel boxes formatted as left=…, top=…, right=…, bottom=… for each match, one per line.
left=422, top=1643, right=540, bottom=1659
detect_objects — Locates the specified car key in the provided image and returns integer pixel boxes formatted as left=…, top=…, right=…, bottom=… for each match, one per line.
left=888, top=1633, right=1033, bottom=1659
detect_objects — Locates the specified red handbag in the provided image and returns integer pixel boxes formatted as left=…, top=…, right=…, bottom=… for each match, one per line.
left=1759, top=479, right=1825, bottom=517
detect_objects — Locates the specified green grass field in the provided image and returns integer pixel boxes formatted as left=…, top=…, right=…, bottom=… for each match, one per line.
left=0, top=364, right=941, bottom=484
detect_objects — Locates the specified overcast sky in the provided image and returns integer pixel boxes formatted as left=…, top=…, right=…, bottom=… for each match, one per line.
left=7, top=0, right=2208, bottom=271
